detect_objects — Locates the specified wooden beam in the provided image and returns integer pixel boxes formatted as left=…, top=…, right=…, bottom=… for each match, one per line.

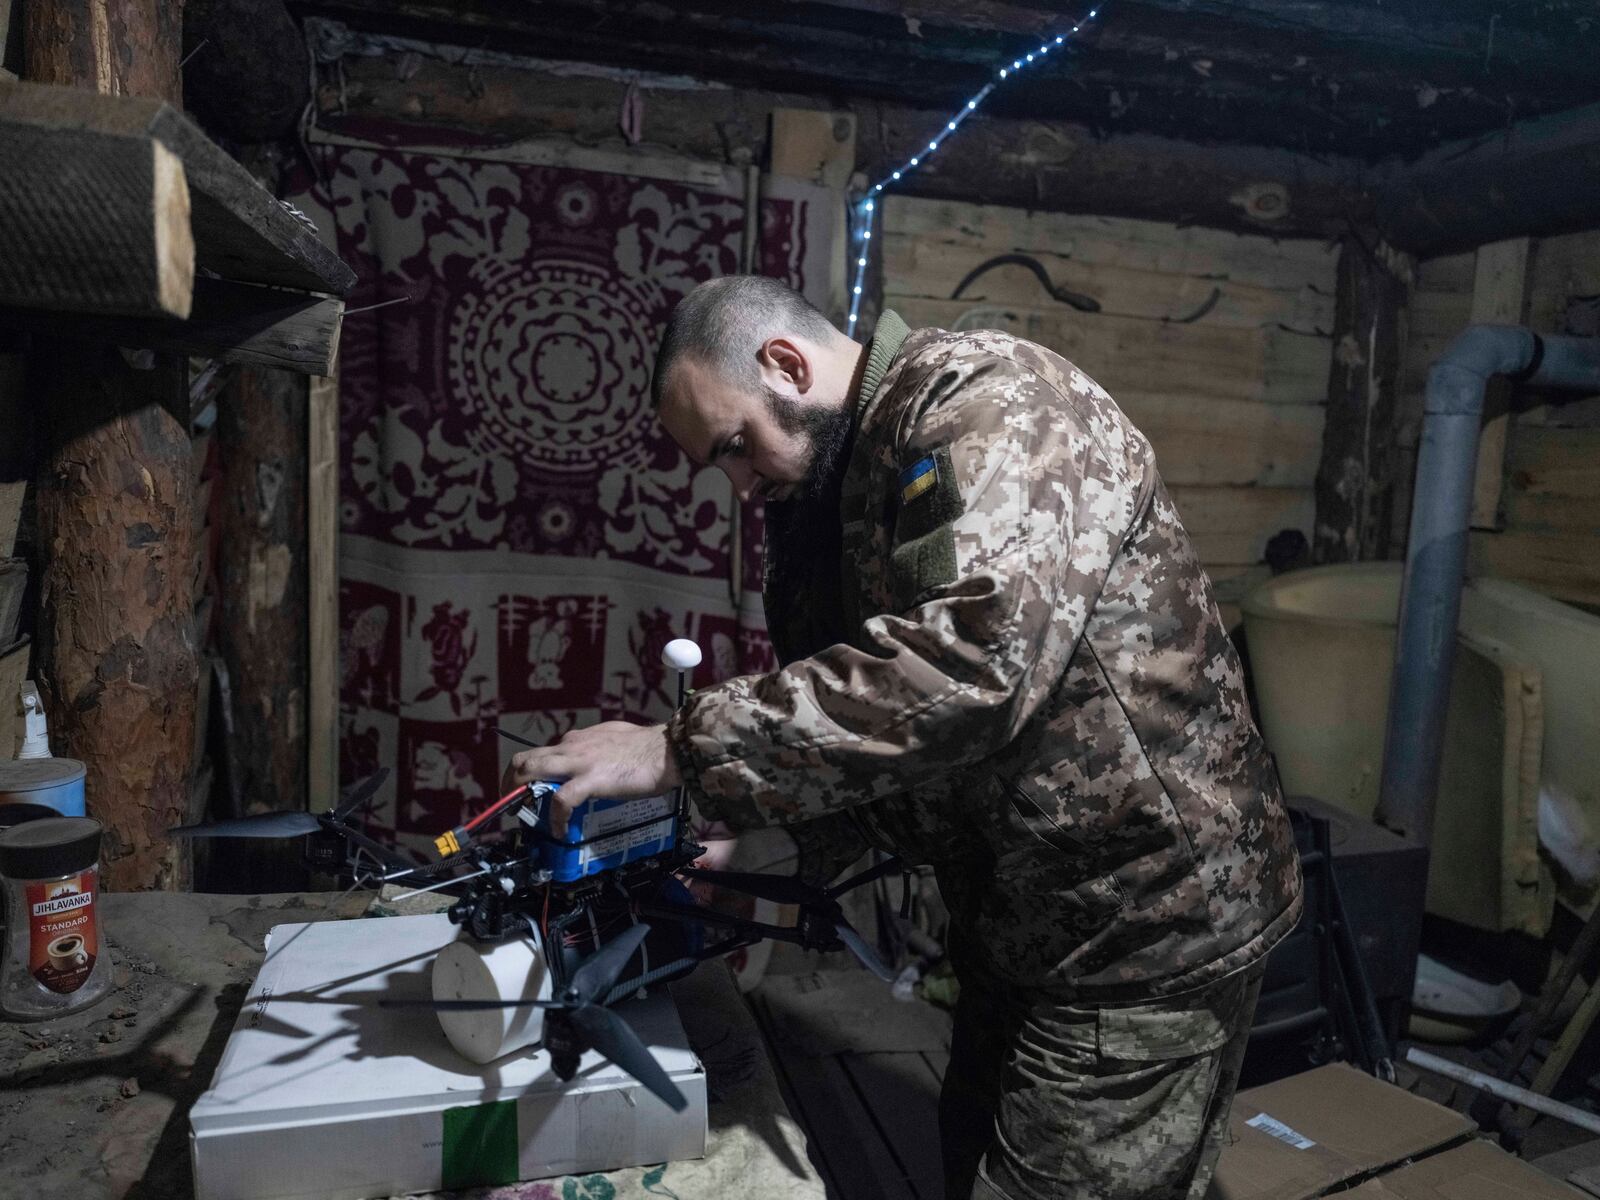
left=24, top=0, right=181, bottom=100
left=770, top=108, right=856, bottom=191
left=307, top=370, right=339, bottom=811
left=303, top=0, right=1600, bottom=160
left=770, top=106, right=856, bottom=326
left=0, top=79, right=357, bottom=295
left=26, top=0, right=198, bottom=893
left=1379, top=101, right=1600, bottom=258
left=328, top=51, right=1366, bottom=240
left=0, top=125, right=193, bottom=317
left=182, top=0, right=309, bottom=142
left=1468, top=237, right=1533, bottom=531
left=0, top=278, right=345, bottom=375
left=213, top=365, right=312, bottom=890
left=1312, top=234, right=1413, bottom=564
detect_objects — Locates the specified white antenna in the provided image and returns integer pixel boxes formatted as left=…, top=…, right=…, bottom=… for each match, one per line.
left=661, top=639, right=701, bottom=830
left=661, top=638, right=701, bottom=710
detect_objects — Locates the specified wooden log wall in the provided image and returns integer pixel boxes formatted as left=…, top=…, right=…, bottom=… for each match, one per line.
left=882, top=195, right=1337, bottom=625
left=26, top=0, right=199, bottom=891
left=210, top=364, right=310, bottom=890
left=1399, top=230, right=1600, bottom=611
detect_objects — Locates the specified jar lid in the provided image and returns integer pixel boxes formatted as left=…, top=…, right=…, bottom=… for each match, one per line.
left=0, top=817, right=102, bottom=879
left=0, top=802, right=63, bottom=832
left=0, top=759, right=87, bottom=791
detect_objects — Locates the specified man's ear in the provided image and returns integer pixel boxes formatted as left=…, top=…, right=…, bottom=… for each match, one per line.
left=759, top=336, right=813, bottom=393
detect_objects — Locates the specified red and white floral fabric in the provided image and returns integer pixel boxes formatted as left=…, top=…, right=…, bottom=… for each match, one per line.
left=288, top=138, right=835, bottom=858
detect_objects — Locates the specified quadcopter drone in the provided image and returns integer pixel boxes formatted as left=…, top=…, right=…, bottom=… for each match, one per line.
left=170, top=639, right=901, bottom=1114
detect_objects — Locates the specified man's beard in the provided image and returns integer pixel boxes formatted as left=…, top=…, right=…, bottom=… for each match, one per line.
left=758, top=388, right=856, bottom=659
left=762, top=386, right=853, bottom=503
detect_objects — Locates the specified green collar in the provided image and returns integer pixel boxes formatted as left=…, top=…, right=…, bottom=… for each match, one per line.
left=852, top=309, right=910, bottom=424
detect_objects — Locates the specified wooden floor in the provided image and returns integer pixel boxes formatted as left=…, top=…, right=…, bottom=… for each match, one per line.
left=750, top=970, right=954, bottom=1200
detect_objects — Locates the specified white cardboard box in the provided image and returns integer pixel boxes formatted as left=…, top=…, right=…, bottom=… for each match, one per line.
left=189, top=913, right=707, bottom=1200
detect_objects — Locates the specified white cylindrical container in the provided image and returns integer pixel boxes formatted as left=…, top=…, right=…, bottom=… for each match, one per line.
left=431, top=930, right=552, bottom=1065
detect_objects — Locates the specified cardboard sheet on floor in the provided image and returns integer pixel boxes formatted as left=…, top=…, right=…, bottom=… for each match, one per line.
left=1212, top=1063, right=1576, bottom=1200
left=188, top=912, right=706, bottom=1200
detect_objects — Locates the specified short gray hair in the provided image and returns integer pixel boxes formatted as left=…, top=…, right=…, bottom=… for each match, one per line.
left=651, top=276, right=835, bottom=406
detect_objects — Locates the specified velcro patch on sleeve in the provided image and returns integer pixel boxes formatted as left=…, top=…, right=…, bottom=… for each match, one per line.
left=889, top=445, right=965, bottom=607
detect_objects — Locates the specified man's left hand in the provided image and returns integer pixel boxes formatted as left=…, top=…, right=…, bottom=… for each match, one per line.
left=501, top=720, right=682, bottom=837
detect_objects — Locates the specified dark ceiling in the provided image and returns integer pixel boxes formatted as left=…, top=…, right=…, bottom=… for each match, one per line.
left=296, top=0, right=1600, bottom=162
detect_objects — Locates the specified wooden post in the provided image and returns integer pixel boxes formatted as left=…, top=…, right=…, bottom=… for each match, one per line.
left=211, top=365, right=309, bottom=889
left=34, top=347, right=199, bottom=891
left=1312, top=233, right=1413, bottom=564
left=26, top=0, right=196, bottom=891
left=307, top=370, right=339, bottom=809
left=1468, top=237, right=1533, bottom=531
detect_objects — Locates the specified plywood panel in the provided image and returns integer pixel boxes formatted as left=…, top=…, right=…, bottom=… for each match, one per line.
left=885, top=197, right=1337, bottom=292
left=1171, top=486, right=1316, bottom=564
left=1501, top=426, right=1600, bottom=534
left=882, top=235, right=1335, bottom=333
left=1470, top=530, right=1600, bottom=610
left=888, top=296, right=1330, bottom=407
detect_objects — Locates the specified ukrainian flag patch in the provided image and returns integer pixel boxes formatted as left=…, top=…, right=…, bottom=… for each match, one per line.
left=899, top=455, right=938, bottom=504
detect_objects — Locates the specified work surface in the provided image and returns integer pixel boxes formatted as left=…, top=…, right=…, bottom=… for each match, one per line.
left=0, top=890, right=825, bottom=1200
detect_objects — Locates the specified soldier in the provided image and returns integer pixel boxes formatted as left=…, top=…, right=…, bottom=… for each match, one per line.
left=505, top=275, right=1303, bottom=1200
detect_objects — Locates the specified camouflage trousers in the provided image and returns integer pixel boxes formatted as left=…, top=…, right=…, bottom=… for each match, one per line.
left=941, top=955, right=1264, bottom=1200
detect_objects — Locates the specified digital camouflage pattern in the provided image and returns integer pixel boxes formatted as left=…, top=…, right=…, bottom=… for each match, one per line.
left=945, top=955, right=1265, bottom=1200
left=668, top=310, right=1302, bottom=999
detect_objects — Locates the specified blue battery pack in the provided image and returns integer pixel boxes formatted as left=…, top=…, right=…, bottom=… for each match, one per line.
left=523, top=783, right=679, bottom=884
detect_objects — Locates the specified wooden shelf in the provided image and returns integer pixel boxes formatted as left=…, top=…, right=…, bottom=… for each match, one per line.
left=0, top=80, right=352, bottom=375
left=1, top=80, right=354, bottom=296
left=1, top=277, right=344, bottom=376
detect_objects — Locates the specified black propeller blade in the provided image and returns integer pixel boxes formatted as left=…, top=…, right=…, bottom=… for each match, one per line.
left=334, top=767, right=391, bottom=820
left=170, top=811, right=322, bottom=839
left=833, top=921, right=897, bottom=983
left=682, top=865, right=896, bottom=980
left=679, top=866, right=816, bottom=906
left=572, top=1003, right=686, bottom=1112
left=570, top=921, right=650, bottom=1004
left=381, top=996, right=564, bottom=1011
left=380, top=923, right=685, bottom=1110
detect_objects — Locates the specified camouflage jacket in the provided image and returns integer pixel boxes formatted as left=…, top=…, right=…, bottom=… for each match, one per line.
left=668, top=311, right=1302, bottom=998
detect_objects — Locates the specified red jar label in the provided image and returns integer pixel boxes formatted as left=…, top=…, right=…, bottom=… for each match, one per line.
left=26, top=869, right=98, bottom=994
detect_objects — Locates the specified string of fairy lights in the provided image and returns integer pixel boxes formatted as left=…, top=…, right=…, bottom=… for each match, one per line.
left=845, top=5, right=1106, bottom=336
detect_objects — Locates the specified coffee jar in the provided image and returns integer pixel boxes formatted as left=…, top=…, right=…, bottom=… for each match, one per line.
left=0, top=816, right=112, bottom=1019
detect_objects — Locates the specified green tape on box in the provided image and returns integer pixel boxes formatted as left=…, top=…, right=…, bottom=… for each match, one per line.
left=442, top=1099, right=519, bottom=1190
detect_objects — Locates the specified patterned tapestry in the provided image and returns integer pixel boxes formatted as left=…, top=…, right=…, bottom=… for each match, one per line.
left=287, top=137, right=837, bottom=858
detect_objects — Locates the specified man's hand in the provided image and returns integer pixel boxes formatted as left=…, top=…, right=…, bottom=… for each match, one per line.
left=501, top=720, right=682, bottom=837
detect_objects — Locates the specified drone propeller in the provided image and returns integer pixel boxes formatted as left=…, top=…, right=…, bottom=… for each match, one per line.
left=334, top=767, right=392, bottom=820
left=169, top=811, right=322, bottom=839
left=682, top=865, right=897, bottom=982
left=382, top=923, right=687, bottom=1112
left=169, top=768, right=393, bottom=841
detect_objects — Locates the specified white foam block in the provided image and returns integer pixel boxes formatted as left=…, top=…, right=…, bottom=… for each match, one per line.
left=189, top=913, right=706, bottom=1200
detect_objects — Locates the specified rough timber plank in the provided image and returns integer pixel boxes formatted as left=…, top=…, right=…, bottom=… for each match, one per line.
left=308, top=370, right=340, bottom=810
left=882, top=234, right=1336, bottom=333
left=0, top=124, right=192, bottom=317
left=840, top=1052, right=946, bottom=1199
left=889, top=296, right=1330, bottom=408
left=1470, top=530, right=1600, bottom=610
left=885, top=196, right=1339, bottom=291
left=1170, top=486, right=1316, bottom=564
left=0, top=277, right=343, bottom=375
left=1469, top=237, right=1533, bottom=530
left=751, top=987, right=919, bottom=1200
left=0, top=79, right=355, bottom=295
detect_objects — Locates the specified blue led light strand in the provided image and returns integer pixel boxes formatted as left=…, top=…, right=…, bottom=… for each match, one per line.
left=845, top=5, right=1106, bottom=336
